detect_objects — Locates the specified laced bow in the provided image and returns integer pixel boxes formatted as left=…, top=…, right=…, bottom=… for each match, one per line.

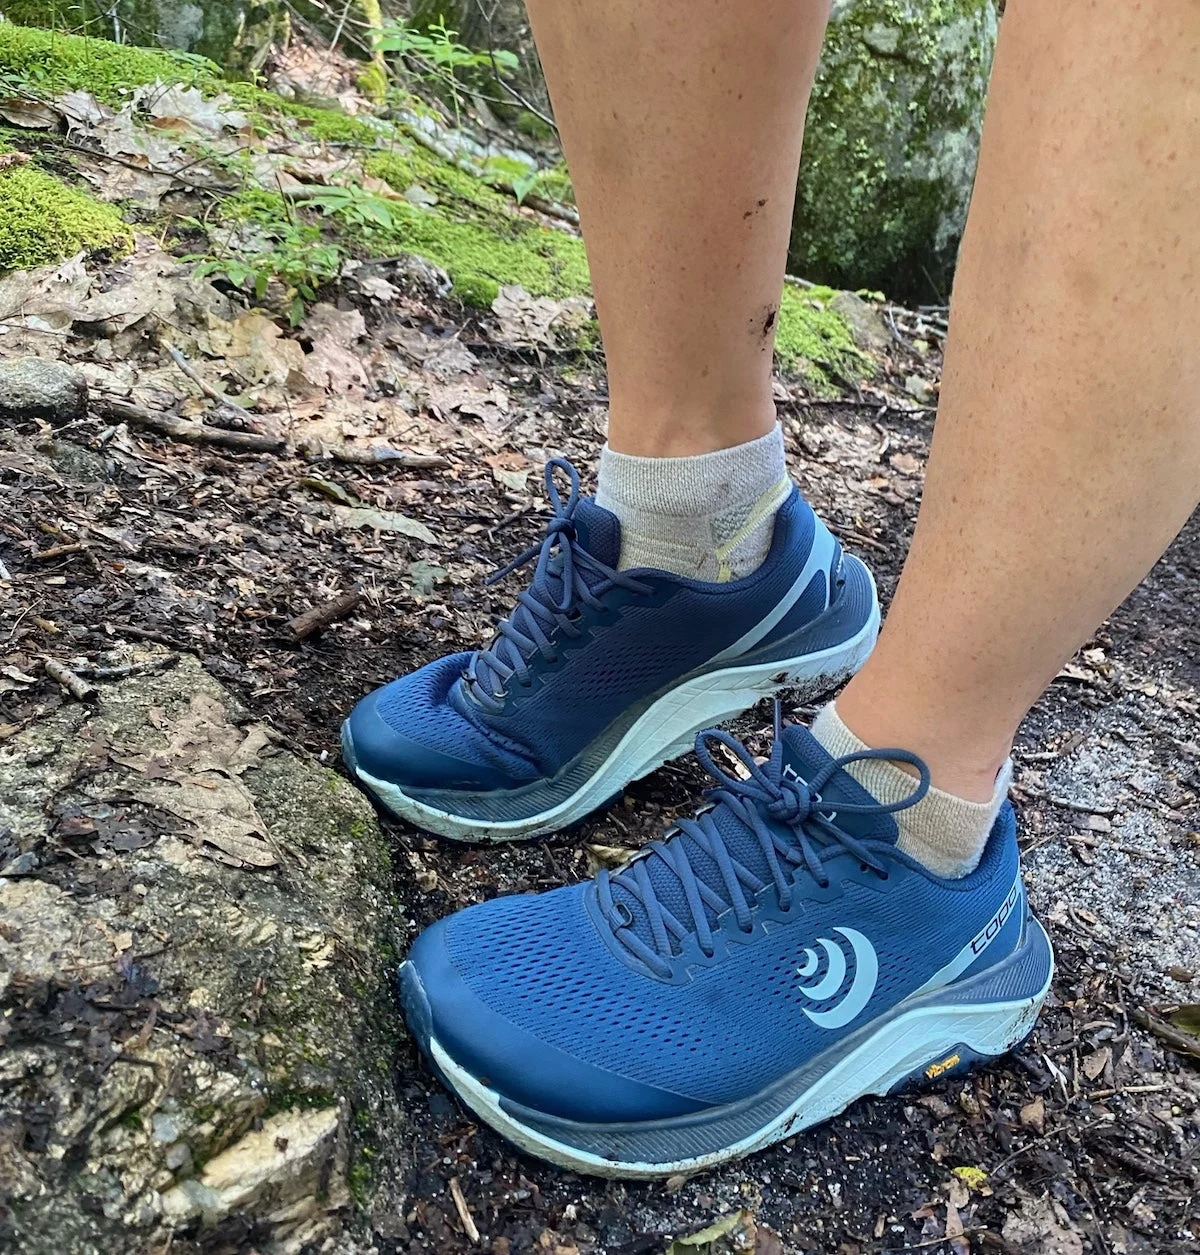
left=596, top=705, right=930, bottom=978
left=464, top=459, right=651, bottom=713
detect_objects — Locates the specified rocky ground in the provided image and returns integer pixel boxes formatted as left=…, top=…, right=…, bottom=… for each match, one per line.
left=0, top=17, right=1197, bottom=1255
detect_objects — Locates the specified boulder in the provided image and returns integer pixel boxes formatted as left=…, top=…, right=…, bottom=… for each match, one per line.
left=0, top=2, right=291, bottom=72
left=0, top=650, right=405, bottom=1254
left=791, top=0, right=999, bottom=302
left=0, top=357, right=88, bottom=425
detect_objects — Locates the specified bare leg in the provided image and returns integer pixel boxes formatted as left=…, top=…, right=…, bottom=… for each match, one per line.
left=837, top=0, right=1200, bottom=800
left=524, top=0, right=830, bottom=457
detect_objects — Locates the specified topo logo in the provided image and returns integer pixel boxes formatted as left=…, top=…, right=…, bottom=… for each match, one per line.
left=796, top=927, right=878, bottom=1029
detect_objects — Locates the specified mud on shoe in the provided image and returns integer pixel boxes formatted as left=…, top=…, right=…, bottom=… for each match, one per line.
left=398, top=714, right=1053, bottom=1177
left=342, top=459, right=879, bottom=841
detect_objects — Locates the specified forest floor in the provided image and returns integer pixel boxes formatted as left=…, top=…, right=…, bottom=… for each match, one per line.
left=2, top=247, right=1198, bottom=1255
left=0, top=23, right=1198, bottom=1255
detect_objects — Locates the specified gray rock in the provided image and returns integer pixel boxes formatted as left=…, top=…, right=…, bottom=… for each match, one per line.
left=791, top=0, right=999, bottom=302
left=0, top=357, right=88, bottom=425
left=829, top=290, right=891, bottom=353
left=0, top=650, right=405, bottom=1254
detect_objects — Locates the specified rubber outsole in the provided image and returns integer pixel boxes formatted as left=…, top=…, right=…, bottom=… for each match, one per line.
left=398, top=913, right=1053, bottom=1179
left=344, top=561, right=880, bottom=842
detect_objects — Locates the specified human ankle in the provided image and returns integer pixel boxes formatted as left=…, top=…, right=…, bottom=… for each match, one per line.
left=596, top=423, right=791, bottom=581
left=834, top=682, right=1011, bottom=803
left=606, top=397, right=777, bottom=459
left=813, top=699, right=1013, bottom=879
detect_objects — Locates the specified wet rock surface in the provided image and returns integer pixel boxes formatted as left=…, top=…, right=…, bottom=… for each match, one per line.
left=0, top=652, right=405, bottom=1254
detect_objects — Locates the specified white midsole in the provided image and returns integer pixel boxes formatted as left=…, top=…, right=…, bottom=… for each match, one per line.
left=355, top=568, right=880, bottom=842
left=422, top=920, right=1053, bottom=1179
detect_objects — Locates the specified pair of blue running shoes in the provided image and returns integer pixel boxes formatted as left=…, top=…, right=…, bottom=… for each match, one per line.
left=342, top=461, right=1052, bottom=1178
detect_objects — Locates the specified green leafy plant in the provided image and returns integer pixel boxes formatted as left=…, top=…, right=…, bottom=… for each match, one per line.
left=296, top=185, right=398, bottom=234
left=376, top=18, right=517, bottom=125
left=188, top=221, right=344, bottom=326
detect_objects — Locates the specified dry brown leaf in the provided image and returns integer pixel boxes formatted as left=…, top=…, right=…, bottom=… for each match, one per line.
left=113, top=691, right=278, bottom=869
left=1082, top=1045, right=1111, bottom=1082
left=1019, top=1095, right=1045, bottom=1133
left=1001, top=1196, right=1084, bottom=1255
left=298, top=304, right=369, bottom=393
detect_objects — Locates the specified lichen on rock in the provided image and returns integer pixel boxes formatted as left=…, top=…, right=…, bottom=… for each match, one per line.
left=0, top=650, right=405, bottom=1253
left=791, top=0, right=998, bottom=301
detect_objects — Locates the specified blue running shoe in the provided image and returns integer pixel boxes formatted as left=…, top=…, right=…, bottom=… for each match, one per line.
left=398, top=713, right=1053, bottom=1177
left=342, top=459, right=878, bottom=841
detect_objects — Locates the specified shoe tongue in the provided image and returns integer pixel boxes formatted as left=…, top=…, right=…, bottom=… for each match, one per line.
left=573, top=498, right=622, bottom=568
left=780, top=725, right=899, bottom=843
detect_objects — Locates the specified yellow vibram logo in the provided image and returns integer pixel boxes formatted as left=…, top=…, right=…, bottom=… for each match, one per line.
left=924, top=1052, right=961, bottom=1080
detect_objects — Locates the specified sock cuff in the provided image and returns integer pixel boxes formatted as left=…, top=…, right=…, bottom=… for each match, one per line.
left=812, top=702, right=1013, bottom=878
left=596, top=424, right=787, bottom=517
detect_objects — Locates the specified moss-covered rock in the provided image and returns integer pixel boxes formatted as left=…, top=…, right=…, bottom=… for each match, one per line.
left=791, top=0, right=998, bottom=302
left=0, top=158, right=132, bottom=272
left=0, top=1, right=291, bottom=73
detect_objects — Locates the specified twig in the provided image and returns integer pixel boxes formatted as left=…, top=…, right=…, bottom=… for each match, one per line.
left=43, top=657, right=98, bottom=702
left=31, top=541, right=90, bottom=562
left=61, top=140, right=235, bottom=195
left=75, top=653, right=181, bottom=681
left=1131, top=1008, right=1200, bottom=1061
left=1019, top=788, right=1116, bottom=818
left=840, top=528, right=891, bottom=555
left=92, top=396, right=284, bottom=454
left=107, top=624, right=189, bottom=649
left=447, top=1177, right=480, bottom=1245
left=163, top=344, right=255, bottom=423
left=321, top=444, right=448, bottom=469
left=286, top=588, right=363, bottom=641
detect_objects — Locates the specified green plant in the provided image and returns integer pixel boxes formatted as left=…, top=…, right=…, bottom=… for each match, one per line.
left=297, top=185, right=399, bottom=234
left=189, top=220, right=344, bottom=325
left=377, top=17, right=517, bottom=125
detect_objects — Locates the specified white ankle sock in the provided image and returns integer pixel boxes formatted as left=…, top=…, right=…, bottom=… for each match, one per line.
left=595, top=425, right=791, bottom=582
left=811, top=702, right=1013, bottom=878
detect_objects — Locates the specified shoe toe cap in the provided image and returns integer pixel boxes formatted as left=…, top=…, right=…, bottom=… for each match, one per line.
left=343, top=655, right=516, bottom=792
left=401, top=903, right=706, bottom=1124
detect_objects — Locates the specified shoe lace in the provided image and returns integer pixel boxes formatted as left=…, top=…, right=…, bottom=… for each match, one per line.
left=464, top=458, right=652, bottom=714
left=596, top=705, right=930, bottom=978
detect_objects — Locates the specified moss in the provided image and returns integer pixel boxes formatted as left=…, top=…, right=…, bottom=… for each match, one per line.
left=515, top=110, right=556, bottom=144
left=262, top=1087, right=337, bottom=1119
left=0, top=160, right=132, bottom=271
left=0, top=22, right=218, bottom=104
left=775, top=286, right=866, bottom=391
left=356, top=60, right=388, bottom=105
left=358, top=149, right=587, bottom=306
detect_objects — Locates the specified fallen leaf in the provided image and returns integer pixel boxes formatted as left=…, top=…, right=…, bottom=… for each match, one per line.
left=952, top=1166, right=988, bottom=1192
left=332, top=505, right=435, bottom=543
left=300, top=476, right=357, bottom=506
left=1169, top=1004, right=1200, bottom=1037
left=298, top=304, right=369, bottom=393
left=888, top=451, right=922, bottom=476
left=113, top=692, right=278, bottom=869
left=1082, top=1045, right=1110, bottom=1082
left=586, top=844, right=636, bottom=874
left=1001, top=1195, right=1084, bottom=1255
left=1019, top=1095, right=1045, bottom=1133
left=408, top=559, right=447, bottom=598
left=0, top=97, right=61, bottom=129
left=666, top=1209, right=754, bottom=1255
